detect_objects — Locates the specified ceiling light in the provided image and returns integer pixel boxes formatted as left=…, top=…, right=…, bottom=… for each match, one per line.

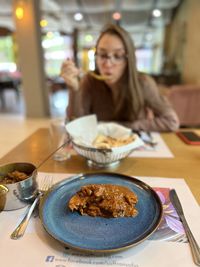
left=74, top=13, right=83, bottom=21
left=40, top=19, right=48, bottom=28
left=15, top=1, right=25, bottom=20
left=84, top=34, right=93, bottom=42
left=112, top=12, right=121, bottom=21
left=15, top=7, right=24, bottom=20
left=152, top=9, right=162, bottom=18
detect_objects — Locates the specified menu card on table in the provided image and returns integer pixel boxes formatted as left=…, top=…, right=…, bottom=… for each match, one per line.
left=0, top=173, right=199, bottom=267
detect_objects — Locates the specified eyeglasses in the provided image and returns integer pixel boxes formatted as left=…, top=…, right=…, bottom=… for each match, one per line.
left=95, top=52, right=127, bottom=65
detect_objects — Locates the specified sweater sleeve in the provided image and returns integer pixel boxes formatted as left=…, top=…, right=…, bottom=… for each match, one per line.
left=121, top=74, right=180, bottom=132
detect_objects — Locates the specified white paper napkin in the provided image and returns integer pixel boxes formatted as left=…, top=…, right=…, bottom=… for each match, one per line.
left=65, top=115, right=144, bottom=152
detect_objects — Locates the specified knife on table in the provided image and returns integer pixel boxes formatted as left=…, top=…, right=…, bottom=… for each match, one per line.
left=169, top=189, right=200, bottom=266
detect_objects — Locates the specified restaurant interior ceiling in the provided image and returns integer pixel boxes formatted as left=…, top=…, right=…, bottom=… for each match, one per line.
left=0, top=0, right=182, bottom=47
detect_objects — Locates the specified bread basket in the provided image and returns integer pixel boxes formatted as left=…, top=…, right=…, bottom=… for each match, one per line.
left=66, top=115, right=144, bottom=168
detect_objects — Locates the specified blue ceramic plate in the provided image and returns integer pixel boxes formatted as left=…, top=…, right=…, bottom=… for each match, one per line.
left=39, top=173, right=163, bottom=253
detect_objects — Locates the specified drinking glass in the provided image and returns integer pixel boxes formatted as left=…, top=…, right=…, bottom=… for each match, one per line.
left=49, top=118, right=71, bottom=161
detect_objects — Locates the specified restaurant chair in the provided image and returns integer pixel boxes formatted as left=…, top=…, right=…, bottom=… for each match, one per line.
left=167, top=84, right=200, bottom=127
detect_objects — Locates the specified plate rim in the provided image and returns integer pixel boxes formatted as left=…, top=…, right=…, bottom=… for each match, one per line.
left=39, top=172, right=163, bottom=253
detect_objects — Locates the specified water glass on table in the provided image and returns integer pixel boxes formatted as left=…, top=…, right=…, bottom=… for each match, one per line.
left=50, top=118, right=71, bottom=161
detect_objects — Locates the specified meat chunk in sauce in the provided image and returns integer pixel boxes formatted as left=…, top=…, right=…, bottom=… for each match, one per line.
left=68, top=184, right=138, bottom=218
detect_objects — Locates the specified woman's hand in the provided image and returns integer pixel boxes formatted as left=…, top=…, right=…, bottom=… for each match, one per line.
left=146, top=107, right=154, bottom=120
left=60, top=59, right=80, bottom=91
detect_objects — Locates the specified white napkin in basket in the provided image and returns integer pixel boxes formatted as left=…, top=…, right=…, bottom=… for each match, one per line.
left=66, top=115, right=144, bottom=152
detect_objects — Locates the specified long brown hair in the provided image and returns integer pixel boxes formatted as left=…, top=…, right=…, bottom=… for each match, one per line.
left=95, top=24, right=144, bottom=120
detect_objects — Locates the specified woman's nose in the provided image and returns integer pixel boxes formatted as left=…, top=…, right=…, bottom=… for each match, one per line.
left=103, top=58, right=114, bottom=66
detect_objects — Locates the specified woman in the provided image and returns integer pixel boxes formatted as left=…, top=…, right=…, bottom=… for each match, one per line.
left=60, top=24, right=179, bottom=132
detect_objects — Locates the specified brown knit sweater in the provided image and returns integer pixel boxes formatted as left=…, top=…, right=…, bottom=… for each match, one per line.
left=67, top=73, right=179, bottom=132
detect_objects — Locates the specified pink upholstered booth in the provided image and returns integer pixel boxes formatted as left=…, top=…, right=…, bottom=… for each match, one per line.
left=166, top=85, right=200, bottom=126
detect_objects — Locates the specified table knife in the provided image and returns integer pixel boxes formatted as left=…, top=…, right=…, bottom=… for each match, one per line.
left=170, top=189, right=200, bottom=266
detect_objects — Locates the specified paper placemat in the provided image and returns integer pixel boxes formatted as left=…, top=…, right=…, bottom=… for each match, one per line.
left=130, top=132, right=174, bottom=158
left=0, top=173, right=199, bottom=267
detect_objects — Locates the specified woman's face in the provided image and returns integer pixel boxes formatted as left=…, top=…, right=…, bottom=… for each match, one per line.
left=96, top=33, right=127, bottom=85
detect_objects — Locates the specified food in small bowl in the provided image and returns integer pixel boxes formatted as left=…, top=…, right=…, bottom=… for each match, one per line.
left=0, top=170, right=29, bottom=184
left=0, top=184, right=8, bottom=211
left=0, top=162, right=38, bottom=211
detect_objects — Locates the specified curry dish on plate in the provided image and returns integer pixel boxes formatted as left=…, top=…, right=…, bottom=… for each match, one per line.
left=68, top=184, right=138, bottom=218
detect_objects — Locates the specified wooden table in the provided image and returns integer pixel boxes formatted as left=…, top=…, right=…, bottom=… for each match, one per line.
left=1, top=128, right=200, bottom=204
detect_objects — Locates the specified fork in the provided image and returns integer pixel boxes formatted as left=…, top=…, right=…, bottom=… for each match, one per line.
left=133, top=131, right=157, bottom=147
left=88, top=71, right=110, bottom=80
left=78, top=70, right=110, bottom=81
left=10, top=175, right=53, bottom=240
